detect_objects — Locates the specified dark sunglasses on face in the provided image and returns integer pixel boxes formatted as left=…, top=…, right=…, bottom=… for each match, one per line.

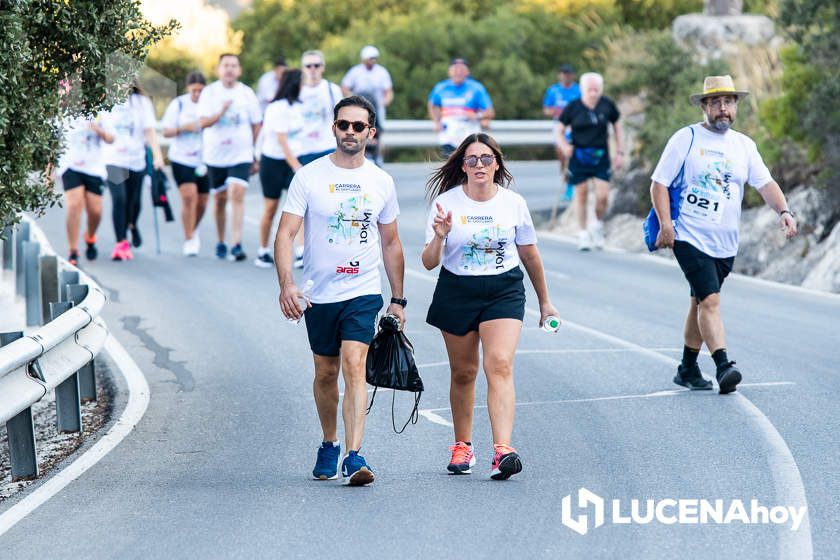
left=335, top=120, right=370, bottom=133
left=304, top=63, right=323, bottom=69
left=464, top=154, right=496, bottom=167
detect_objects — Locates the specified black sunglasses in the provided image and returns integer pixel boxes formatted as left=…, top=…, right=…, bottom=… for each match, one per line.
left=464, top=154, right=496, bottom=167
left=335, top=120, right=370, bottom=133
left=304, top=63, right=323, bottom=69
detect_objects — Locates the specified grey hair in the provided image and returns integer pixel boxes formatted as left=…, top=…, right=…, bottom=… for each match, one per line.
left=301, top=50, right=325, bottom=65
left=579, top=72, right=604, bottom=90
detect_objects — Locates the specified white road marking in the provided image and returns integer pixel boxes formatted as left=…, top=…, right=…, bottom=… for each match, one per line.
left=0, top=333, right=150, bottom=538
left=404, top=267, right=812, bottom=559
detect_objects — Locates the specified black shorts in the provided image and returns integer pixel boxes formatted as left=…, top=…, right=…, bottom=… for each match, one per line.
left=567, top=148, right=612, bottom=185
left=304, top=294, right=384, bottom=357
left=207, top=163, right=251, bottom=193
left=62, top=169, right=103, bottom=195
left=259, top=155, right=295, bottom=200
left=171, top=162, right=210, bottom=194
left=673, top=240, right=735, bottom=302
left=298, top=149, right=334, bottom=166
left=426, top=266, right=526, bottom=335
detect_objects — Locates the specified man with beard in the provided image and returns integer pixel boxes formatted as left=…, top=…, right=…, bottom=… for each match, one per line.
left=273, top=96, right=406, bottom=486
left=650, top=75, right=797, bottom=394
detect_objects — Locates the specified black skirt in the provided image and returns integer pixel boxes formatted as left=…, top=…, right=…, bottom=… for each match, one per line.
left=426, top=266, right=526, bottom=335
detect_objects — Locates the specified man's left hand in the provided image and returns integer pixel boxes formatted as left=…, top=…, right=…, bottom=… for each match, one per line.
left=780, top=213, right=798, bottom=238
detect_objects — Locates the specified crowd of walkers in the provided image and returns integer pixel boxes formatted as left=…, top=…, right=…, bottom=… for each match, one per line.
left=55, top=47, right=798, bottom=485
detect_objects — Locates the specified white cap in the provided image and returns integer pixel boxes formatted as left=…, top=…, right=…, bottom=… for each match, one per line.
left=360, top=45, right=380, bottom=60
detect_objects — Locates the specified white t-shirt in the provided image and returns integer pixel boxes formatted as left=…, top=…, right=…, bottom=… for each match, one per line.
left=257, top=70, right=280, bottom=114
left=651, top=123, right=773, bottom=258
left=101, top=94, right=156, bottom=172
left=299, top=80, right=343, bottom=156
left=58, top=115, right=111, bottom=179
left=340, top=64, right=393, bottom=121
left=425, top=186, right=537, bottom=276
left=197, top=81, right=262, bottom=167
left=161, top=94, right=203, bottom=167
left=261, top=99, right=305, bottom=160
left=283, top=156, right=400, bottom=304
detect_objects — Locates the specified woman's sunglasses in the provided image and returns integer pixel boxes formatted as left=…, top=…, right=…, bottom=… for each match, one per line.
left=335, top=120, right=370, bottom=133
left=464, top=154, right=496, bottom=167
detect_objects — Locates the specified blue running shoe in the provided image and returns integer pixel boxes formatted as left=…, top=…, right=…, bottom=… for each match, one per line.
left=563, top=183, right=575, bottom=201
left=215, top=242, right=227, bottom=259
left=341, top=450, right=375, bottom=486
left=228, top=243, right=247, bottom=262
left=312, top=441, right=341, bottom=480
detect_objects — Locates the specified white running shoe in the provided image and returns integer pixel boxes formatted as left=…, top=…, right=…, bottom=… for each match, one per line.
left=183, top=237, right=199, bottom=257
left=578, top=230, right=592, bottom=251
left=591, top=221, right=605, bottom=250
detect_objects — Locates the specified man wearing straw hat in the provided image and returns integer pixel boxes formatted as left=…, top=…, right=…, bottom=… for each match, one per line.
left=649, top=75, right=798, bottom=394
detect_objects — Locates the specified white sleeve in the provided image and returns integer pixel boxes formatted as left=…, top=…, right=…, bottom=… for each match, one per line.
left=197, top=87, right=214, bottom=118
left=331, top=83, right=344, bottom=107
left=272, top=103, right=291, bottom=134
left=246, top=87, right=262, bottom=124
left=514, top=195, right=537, bottom=245
left=746, top=138, right=773, bottom=189
left=651, top=127, right=692, bottom=186
left=381, top=67, right=393, bottom=90
left=161, top=99, right=179, bottom=130
left=340, top=68, right=354, bottom=91
left=283, top=170, right=308, bottom=216
left=379, top=178, right=400, bottom=224
left=141, top=97, right=157, bottom=129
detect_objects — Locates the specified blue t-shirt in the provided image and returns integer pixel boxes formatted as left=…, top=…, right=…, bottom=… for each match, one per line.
left=543, top=82, right=581, bottom=119
left=428, top=78, right=493, bottom=146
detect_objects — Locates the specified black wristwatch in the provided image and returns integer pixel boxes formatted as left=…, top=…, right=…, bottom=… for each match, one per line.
left=779, top=209, right=795, bottom=218
left=390, top=297, right=407, bottom=308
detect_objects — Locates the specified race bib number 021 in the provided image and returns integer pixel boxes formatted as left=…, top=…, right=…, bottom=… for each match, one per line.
left=681, top=186, right=724, bottom=224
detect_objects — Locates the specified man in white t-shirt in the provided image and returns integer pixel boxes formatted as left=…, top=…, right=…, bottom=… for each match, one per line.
left=341, top=45, right=393, bottom=165
left=274, top=95, right=405, bottom=486
left=198, top=53, right=263, bottom=262
left=256, top=55, right=286, bottom=114
left=651, top=75, right=798, bottom=394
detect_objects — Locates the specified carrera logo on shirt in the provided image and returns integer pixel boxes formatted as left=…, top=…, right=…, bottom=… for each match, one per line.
left=460, top=215, right=494, bottom=225
left=336, top=260, right=360, bottom=274
left=329, top=183, right=362, bottom=193
left=699, top=148, right=725, bottom=158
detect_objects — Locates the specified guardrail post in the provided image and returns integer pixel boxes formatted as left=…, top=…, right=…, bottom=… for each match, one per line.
left=23, top=240, right=42, bottom=327
left=39, top=255, right=58, bottom=325
left=50, top=302, right=83, bottom=434
left=1, top=331, right=39, bottom=480
left=2, top=226, right=13, bottom=270
left=15, top=221, right=30, bottom=296
left=64, top=282, right=97, bottom=401
left=58, top=269, right=80, bottom=303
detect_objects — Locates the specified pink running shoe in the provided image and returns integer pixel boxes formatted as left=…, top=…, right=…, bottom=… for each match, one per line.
left=490, top=443, right=522, bottom=480
left=111, top=240, right=133, bottom=261
left=447, top=441, right=476, bottom=475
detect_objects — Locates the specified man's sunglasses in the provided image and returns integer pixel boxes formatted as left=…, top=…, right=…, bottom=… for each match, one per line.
left=304, top=63, right=323, bottom=69
left=464, top=154, right=496, bottom=167
left=335, top=120, right=370, bottom=133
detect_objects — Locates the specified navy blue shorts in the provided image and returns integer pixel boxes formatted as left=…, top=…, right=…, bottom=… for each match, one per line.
left=259, top=155, right=295, bottom=200
left=673, top=240, right=735, bottom=302
left=62, top=169, right=103, bottom=195
left=567, top=147, right=612, bottom=185
left=171, top=162, right=210, bottom=194
left=207, top=163, right=251, bottom=192
left=304, top=294, right=384, bottom=357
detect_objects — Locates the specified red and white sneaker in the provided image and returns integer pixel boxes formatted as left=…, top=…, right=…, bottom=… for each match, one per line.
left=447, top=441, right=476, bottom=475
left=490, top=443, right=522, bottom=480
left=111, top=240, right=133, bottom=261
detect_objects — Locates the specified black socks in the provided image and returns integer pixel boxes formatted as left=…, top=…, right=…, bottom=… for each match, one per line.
left=712, top=348, right=729, bottom=371
left=682, top=346, right=700, bottom=368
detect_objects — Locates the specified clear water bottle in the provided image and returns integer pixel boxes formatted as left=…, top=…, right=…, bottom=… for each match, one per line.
left=541, top=315, right=561, bottom=332
left=289, top=279, right=314, bottom=325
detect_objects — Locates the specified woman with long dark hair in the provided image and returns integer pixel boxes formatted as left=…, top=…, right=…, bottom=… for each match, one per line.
left=102, top=84, right=163, bottom=260
left=255, top=68, right=305, bottom=268
left=422, top=133, right=560, bottom=480
left=162, top=71, right=208, bottom=256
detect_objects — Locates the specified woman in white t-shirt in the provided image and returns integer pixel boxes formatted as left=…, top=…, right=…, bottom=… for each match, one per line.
left=421, top=133, right=560, bottom=481
left=101, top=85, right=164, bottom=261
left=255, top=68, right=304, bottom=268
left=162, top=71, right=208, bottom=256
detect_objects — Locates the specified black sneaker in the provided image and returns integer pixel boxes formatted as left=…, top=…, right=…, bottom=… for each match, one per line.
left=130, top=226, right=142, bottom=248
left=253, top=253, right=274, bottom=268
left=716, top=361, right=742, bottom=394
left=673, top=363, right=713, bottom=390
left=85, top=241, right=98, bottom=261
left=68, top=250, right=80, bottom=266
left=228, top=243, right=247, bottom=262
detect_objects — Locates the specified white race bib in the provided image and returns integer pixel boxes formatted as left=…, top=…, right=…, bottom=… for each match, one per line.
left=681, top=184, right=724, bottom=224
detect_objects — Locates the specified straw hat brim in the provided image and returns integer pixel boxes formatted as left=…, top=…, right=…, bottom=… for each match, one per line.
left=689, top=91, right=749, bottom=106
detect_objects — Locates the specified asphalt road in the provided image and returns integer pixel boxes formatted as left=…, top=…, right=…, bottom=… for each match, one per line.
left=1, top=161, right=837, bottom=559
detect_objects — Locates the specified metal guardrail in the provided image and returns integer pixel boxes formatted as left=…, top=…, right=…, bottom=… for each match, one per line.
left=0, top=218, right=108, bottom=480
left=157, top=119, right=557, bottom=148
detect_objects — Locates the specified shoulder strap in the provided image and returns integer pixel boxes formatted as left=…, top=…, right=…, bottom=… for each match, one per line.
left=670, top=125, right=695, bottom=190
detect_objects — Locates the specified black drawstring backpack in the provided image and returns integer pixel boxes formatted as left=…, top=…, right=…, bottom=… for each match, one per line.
left=365, top=314, right=423, bottom=433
